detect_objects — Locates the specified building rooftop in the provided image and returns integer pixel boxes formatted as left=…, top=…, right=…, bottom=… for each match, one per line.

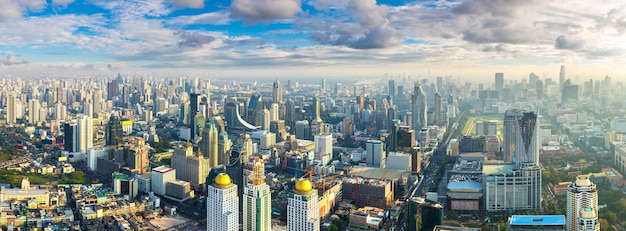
left=447, top=181, right=482, bottom=193
left=348, top=166, right=410, bottom=181
left=509, top=215, right=565, bottom=226
left=483, top=164, right=515, bottom=176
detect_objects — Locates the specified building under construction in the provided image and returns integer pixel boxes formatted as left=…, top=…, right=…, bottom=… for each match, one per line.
left=342, top=177, right=393, bottom=209
left=313, top=177, right=343, bottom=218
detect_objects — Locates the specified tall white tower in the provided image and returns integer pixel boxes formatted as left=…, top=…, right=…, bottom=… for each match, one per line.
left=28, top=99, right=40, bottom=125
left=287, top=179, right=320, bottom=231
left=567, top=175, right=599, bottom=231
left=314, top=134, right=333, bottom=166
left=6, top=93, right=16, bottom=125
left=243, top=159, right=271, bottom=231
left=77, top=115, right=93, bottom=153
left=207, top=173, right=239, bottom=231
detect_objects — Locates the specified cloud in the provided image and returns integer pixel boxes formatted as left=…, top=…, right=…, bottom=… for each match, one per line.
left=170, top=11, right=230, bottom=25
left=170, top=0, right=204, bottom=9
left=19, top=0, right=46, bottom=12
left=0, top=52, right=28, bottom=65
left=230, top=0, right=301, bottom=24
left=307, top=0, right=404, bottom=49
left=175, top=30, right=216, bottom=48
left=52, top=0, right=74, bottom=8
left=595, top=5, right=626, bottom=35
left=554, top=35, right=584, bottom=50
left=0, top=0, right=26, bottom=21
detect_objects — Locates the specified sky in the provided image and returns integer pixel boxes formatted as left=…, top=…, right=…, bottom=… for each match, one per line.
left=0, top=0, right=625, bottom=81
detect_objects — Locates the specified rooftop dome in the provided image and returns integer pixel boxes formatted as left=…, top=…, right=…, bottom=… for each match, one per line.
left=575, top=175, right=592, bottom=187
left=215, top=173, right=232, bottom=186
left=295, top=179, right=312, bottom=192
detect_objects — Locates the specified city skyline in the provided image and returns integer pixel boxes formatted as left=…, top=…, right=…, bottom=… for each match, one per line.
left=0, top=0, right=624, bottom=80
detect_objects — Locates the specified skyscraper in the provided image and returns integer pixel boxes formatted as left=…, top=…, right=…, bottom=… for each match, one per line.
left=514, top=111, right=539, bottom=165
left=287, top=179, right=320, bottom=231
left=434, top=92, right=442, bottom=126
left=243, top=160, right=271, bottom=231
left=273, top=79, right=283, bottom=104
left=503, top=109, right=524, bottom=162
left=28, top=99, right=40, bottom=125
left=77, top=115, right=93, bottom=153
left=207, top=173, right=239, bottom=231
left=172, top=143, right=193, bottom=180
left=388, top=80, right=396, bottom=97
left=199, top=119, right=219, bottom=167
left=411, top=83, right=427, bottom=135
left=566, top=175, right=599, bottom=231
left=495, top=73, right=504, bottom=92
left=314, top=134, right=332, bottom=166
left=559, top=65, right=565, bottom=90
left=6, top=93, right=16, bottom=125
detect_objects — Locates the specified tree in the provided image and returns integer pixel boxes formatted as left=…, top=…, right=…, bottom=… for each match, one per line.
left=599, top=218, right=610, bottom=231
left=603, top=211, right=616, bottom=224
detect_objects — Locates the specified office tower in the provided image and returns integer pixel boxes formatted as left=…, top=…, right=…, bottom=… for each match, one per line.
left=566, top=175, right=599, bottom=231
left=314, top=134, right=332, bottom=166
left=562, top=79, right=579, bottom=104
left=256, top=107, right=270, bottom=130
left=200, top=120, right=219, bottom=167
left=389, top=80, right=396, bottom=97
left=388, top=120, right=401, bottom=152
left=503, top=109, right=524, bottom=162
left=559, top=65, right=565, bottom=90
left=151, top=166, right=176, bottom=196
left=273, top=79, right=283, bottom=104
left=6, top=93, right=16, bottom=125
left=186, top=152, right=210, bottom=190
left=77, top=115, right=93, bottom=153
left=397, top=85, right=404, bottom=100
left=243, top=160, right=271, bottom=231
left=218, top=131, right=232, bottom=165
left=106, top=114, right=123, bottom=146
left=514, top=111, right=539, bottom=165
left=172, top=143, right=193, bottom=180
left=436, top=76, right=443, bottom=93
left=55, top=102, right=66, bottom=122
left=285, top=99, right=296, bottom=128
left=288, top=179, right=320, bottom=231
left=356, top=95, right=365, bottom=111
left=270, top=103, right=279, bottom=122
left=366, top=140, right=385, bottom=167
left=28, top=99, right=40, bottom=125
left=495, top=73, right=504, bottom=92
left=126, top=137, right=150, bottom=174
left=295, top=120, right=311, bottom=140
left=83, top=100, right=93, bottom=117
left=411, top=83, right=427, bottom=134
left=310, top=96, right=324, bottom=137
left=321, top=78, right=326, bottom=93
left=112, top=172, right=139, bottom=200
left=407, top=197, right=444, bottom=231
left=64, top=122, right=78, bottom=152
left=207, top=173, right=239, bottom=231
left=434, top=92, right=442, bottom=126
left=189, top=93, right=199, bottom=138
left=93, top=90, right=103, bottom=115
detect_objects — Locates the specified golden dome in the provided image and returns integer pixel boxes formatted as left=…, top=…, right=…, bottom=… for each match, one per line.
left=295, top=179, right=312, bottom=192
left=215, top=173, right=232, bottom=186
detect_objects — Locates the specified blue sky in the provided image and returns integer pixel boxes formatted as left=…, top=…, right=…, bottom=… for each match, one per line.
left=0, top=0, right=625, bottom=80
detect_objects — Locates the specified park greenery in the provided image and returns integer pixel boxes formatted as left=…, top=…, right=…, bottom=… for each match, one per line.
left=0, top=170, right=88, bottom=186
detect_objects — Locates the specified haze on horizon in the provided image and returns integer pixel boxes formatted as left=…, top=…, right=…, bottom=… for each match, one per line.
left=0, top=0, right=624, bottom=81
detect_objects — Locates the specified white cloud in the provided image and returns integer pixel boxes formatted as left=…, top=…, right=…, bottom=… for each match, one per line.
left=0, top=52, right=28, bottom=65
left=52, top=0, right=75, bottom=8
left=230, top=0, right=301, bottom=24
left=0, top=0, right=28, bottom=21
left=170, top=0, right=204, bottom=9
left=19, top=0, right=46, bottom=12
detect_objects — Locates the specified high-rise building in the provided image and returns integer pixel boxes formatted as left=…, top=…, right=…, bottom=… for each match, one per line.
left=28, top=99, right=40, bottom=125
left=314, top=134, right=333, bottom=166
left=207, top=173, right=239, bottom=231
left=106, top=114, right=123, bottom=146
left=273, top=79, right=283, bottom=104
left=287, top=179, right=320, bottom=231
left=366, top=140, right=385, bottom=168
left=270, top=103, right=279, bottom=122
left=495, top=73, right=504, bottom=92
left=503, top=109, right=524, bottom=162
left=243, top=160, right=271, bottom=231
left=6, top=93, right=16, bottom=125
left=200, top=120, right=219, bottom=167
left=559, top=65, right=565, bottom=90
left=64, top=122, right=78, bottom=152
left=566, top=175, right=599, bottom=231
left=514, top=111, right=539, bottom=165
left=172, top=143, right=193, bottom=180
left=321, top=79, right=326, bottom=93
left=411, top=83, right=427, bottom=134
left=434, top=92, right=442, bottom=126
left=388, top=80, right=396, bottom=97
left=55, top=102, right=66, bottom=122
left=407, top=197, right=444, bottom=231
left=77, top=115, right=93, bottom=153
left=151, top=166, right=176, bottom=196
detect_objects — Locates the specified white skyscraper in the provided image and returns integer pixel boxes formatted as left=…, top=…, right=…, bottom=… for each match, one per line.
left=28, top=99, right=40, bottom=125
left=243, top=160, right=271, bottom=231
left=366, top=140, right=385, bottom=167
left=314, top=134, right=333, bottom=166
left=287, top=179, right=320, bottom=231
left=270, top=103, right=279, bottom=122
left=151, top=166, right=176, bottom=196
left=207, top=173, right=239, bottom=231
left=6, top=93, right=16, bottom=125
left=567, top=175, right=599, bottom=231
left=77, top=115, right=93, bottom=153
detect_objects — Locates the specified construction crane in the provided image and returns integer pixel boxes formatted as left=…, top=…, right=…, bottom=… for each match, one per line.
left=284, top=166, right=314, bottom=181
